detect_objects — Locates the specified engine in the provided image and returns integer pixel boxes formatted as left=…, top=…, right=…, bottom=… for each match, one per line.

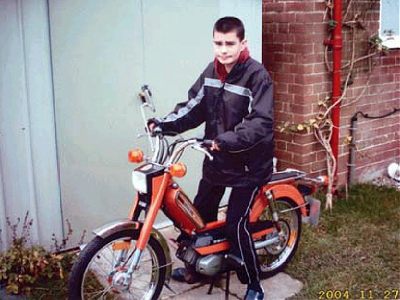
left=176, top=233, right=226, bottom=277
left=196, top=254, right=224, bottom=276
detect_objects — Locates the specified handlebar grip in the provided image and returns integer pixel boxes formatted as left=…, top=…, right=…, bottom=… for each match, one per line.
left=200, top=139, right=213, bottom=148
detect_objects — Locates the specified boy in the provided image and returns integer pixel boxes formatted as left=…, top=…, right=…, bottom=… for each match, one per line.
left=148, top=17, right=273, bottom=300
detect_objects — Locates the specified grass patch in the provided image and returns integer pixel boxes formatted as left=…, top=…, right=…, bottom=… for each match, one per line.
left=287, top=183, right=400, bottom=300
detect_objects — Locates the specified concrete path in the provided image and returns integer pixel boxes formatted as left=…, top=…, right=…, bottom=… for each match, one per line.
left=158, top=226, right=303, bottom=300
left=0, top=226, right=303, bottom=300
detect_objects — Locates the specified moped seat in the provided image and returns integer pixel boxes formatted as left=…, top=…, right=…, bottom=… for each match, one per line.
left=268, top=169, right=306, bottom=185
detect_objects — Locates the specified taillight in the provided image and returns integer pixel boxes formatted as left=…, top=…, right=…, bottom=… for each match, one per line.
left=169, top=163, right=187, bottom=177
left=316, top=175, right=329, bottom=186
left=128, top=149, right=144, bottom=163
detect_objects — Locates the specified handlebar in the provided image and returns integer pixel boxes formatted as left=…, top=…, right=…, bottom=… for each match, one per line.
left=167, top=138, right=214, bottom=165
left=141, top=107, right=214, bottom=164
left=191, top=142, right=214, bottom=161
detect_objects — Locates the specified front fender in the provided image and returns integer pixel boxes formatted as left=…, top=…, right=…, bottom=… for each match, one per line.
left=93, top=219, right=172, bottom=283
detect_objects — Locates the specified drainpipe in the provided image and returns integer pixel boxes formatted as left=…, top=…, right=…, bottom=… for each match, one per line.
left=325, top=0, right=343, bottom=187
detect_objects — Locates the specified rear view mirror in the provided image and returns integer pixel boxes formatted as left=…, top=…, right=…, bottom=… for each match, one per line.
left=139, top=85, right=155, bottom=112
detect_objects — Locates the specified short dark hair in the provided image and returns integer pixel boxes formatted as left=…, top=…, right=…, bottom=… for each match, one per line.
left=213, top=17, right=245, bottom=41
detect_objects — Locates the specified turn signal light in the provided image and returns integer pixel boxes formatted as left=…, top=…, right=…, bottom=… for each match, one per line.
left=169, top=162, right=187, bottom=177
left=317, top=175, right=329, bottom=186
left=128, top=149, right=144, bottom=163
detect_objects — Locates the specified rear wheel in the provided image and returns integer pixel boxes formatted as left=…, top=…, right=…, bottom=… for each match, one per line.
left=256, top=198, right=302, bottom=278
left=68, top=230, right=166, bottom=299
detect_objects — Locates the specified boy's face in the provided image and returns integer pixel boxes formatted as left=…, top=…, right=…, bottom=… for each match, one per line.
left=213, top=30, right=247, bottom=69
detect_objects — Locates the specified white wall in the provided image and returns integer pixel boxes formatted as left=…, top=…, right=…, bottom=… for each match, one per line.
left=0, top=0, right=262, bottom=247
left=0, top=0, right=62, bottom=250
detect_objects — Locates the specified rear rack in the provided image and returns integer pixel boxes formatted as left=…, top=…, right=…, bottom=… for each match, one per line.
left=269, top=168, right=306, bottom=184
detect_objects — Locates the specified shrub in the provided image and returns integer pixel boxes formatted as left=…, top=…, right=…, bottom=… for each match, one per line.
left=0, top=212, right=79, bottom=296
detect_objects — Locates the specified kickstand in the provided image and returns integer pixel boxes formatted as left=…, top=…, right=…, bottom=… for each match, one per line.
left=207, top=277, right=215, bottom=295
left=225, top=271, right=230, bottom=300
left=207, top=271, right=230, bottom=299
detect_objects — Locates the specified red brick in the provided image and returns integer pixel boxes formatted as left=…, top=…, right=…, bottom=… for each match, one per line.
left=289, top=44, right=314, bottom=54
left=295, top=74, right=324, bottom=84
left=288, top=64, right=314, bottom=74
left=275, top=111, right=292, bottom=122
left=274, top=131, right=293, bottom=142
left=293, top=152, right=316, bottom=164
left=313, top=43, right=326, bottom=54
left=275, top=150, right=294, bottom=162
left=289, top=23, right=316, bottom=34
left=267, top=2, right=285, bottom=12
left=289, top=84, right=314, bottom=95
left=278, top=23, right=290, bottom=33
left=313, top=83, right=329, bottom=94
left=275, top=92, right=294, bottom=102
left=295, top=12, right=324, bottom=23
left=314, top=1, right=327, bottom=11
left=381, top=56, right=396, bottom=66
left=274, top=53, right=295, bottom=63
left=272, top=13, right=296, bottom=23
left=316, top=150, right=326, bottom=161
left=275, top=73, right=295, bottom=84
left=276, top=140, right=287, bottom=151
left=297, top=53, right=324, bottom=64
left=289, top=103, right=309, bottom=114
left=293, top=133, right=316, bottom=144
left=275, top=82, right=289, bottom=93
left=293, top=94, right=319, bottom=103
left=293, top=33, right=326, bottom=44
left=311, top=160, right=327, bottom=172
left=287, top=142, right=308, bottom=154
left=272, top=33, right=295, bottom=43
left=274, top=101, right=285, bottom=112
left=286, top=2, right=314, bottom=12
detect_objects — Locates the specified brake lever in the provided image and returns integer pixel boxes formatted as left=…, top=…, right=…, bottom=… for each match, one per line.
left=191, top=144, right=214, bottom=161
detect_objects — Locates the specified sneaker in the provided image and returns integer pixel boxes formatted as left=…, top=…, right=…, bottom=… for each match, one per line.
left=245, top=288, right=264, bottom=300
left=171, top=267, right=204, bottom=284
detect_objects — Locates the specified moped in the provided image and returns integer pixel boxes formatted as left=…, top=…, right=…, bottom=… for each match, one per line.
left=68, top=86, right=324, bottom=299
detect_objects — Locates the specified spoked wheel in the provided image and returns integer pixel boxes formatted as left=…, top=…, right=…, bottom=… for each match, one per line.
left=69, top=230, right=166, bottom=300
left=256, top=198, right=302, bottom=278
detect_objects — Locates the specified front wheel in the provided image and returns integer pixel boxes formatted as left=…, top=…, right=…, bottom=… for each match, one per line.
left=256, top=198, right=302, bottom=278
left=68, top=230, right=166, bottom=300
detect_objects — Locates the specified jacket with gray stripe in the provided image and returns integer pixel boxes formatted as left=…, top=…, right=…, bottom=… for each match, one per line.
left=156, top=58, right=274, bottom=187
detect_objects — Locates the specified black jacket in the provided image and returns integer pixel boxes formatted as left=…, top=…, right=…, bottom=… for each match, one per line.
left=155, top=58, right=274, bottom=187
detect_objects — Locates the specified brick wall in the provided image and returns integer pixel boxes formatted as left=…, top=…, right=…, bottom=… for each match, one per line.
left=262, top=0, right=400, bottom=186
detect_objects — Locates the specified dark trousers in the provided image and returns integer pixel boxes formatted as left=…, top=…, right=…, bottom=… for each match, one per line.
left=193, top=179, right=261, bottom=285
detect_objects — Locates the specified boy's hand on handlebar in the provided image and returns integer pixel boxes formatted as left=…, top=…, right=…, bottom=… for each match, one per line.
left=148, top=122, right=156, bottom=133
left=146, top=119, right=162, bottom=136
left=200, top=140, right=220, bottom=151
left=210, top=141, right=221, bottom=151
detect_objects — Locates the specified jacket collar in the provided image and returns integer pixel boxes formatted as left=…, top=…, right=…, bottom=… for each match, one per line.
left=214, top=47, right=250, bottom=83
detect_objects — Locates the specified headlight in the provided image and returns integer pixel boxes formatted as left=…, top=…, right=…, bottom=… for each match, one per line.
left=132, top=171, right=147, bottom=194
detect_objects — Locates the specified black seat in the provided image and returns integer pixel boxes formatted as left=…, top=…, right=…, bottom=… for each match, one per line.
left=269, top=169, right=305, bottom=184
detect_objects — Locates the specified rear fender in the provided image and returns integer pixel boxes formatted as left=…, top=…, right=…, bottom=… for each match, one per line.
left=93, top=219, right=172, bottom=282
left=250, top=184, right=307, bottom=223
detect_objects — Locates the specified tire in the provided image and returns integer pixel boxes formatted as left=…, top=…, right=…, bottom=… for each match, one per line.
left=256, top=198, right=302, bottom=278
left=69, top=230, right=167, bottom=300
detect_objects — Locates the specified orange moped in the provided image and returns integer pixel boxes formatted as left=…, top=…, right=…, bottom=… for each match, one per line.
left=69, top=86, right=324, bottom=299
